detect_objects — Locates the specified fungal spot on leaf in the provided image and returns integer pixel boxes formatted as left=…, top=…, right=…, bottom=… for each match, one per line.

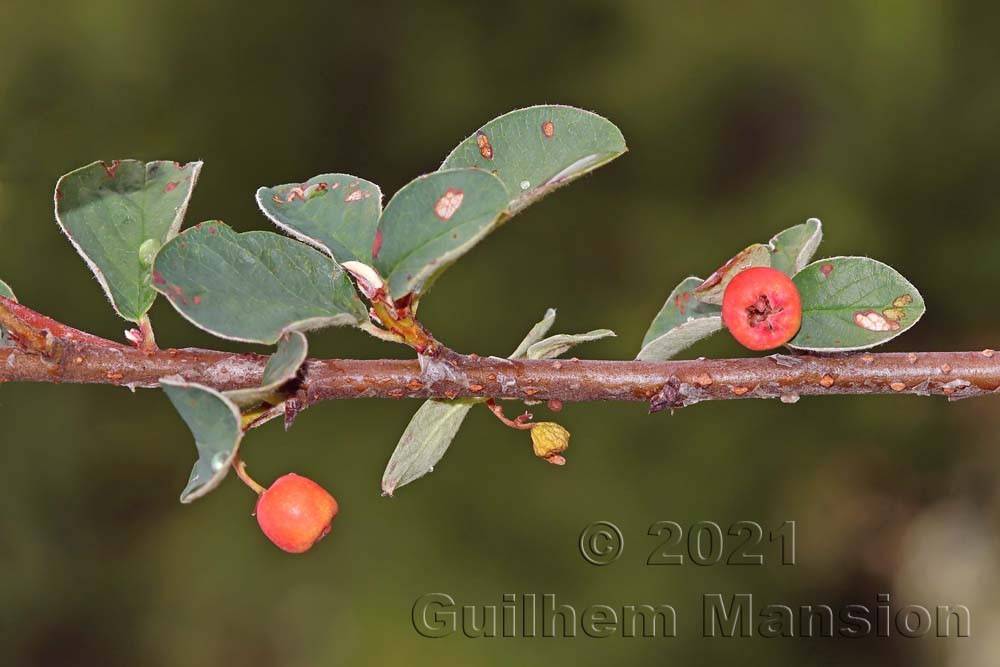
left=193, top=295, right=202, bottom=305
left=820, top=263, right=834, bottom=277
left=520, top=180, right=530, bottom=190
left=541, top=120, right=555, bottom=138
left=152, top=271, right=166, bottom=286
left=853, top=310, right=900, bottom=332
left=434, top=189, right=464, bottom=221
left=893, top=294, right=913, bottom=308
left=303, top=182, right=328, bottom=200
left=101, top=160, right=121, bottom=178
left=285, top=186, right=307, bottom=203
left=344, top=189, right=365, bottom=203
left=372, top=229, right=384, bottom=259
left=882, top=307, right=906, bottom=322
left=476, top=132, right=494, bottom=160
left=164, top=181, right=179, bottom=193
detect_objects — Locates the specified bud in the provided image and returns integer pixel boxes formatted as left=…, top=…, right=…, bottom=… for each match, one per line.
left=530, top=422, right=570, bottom=465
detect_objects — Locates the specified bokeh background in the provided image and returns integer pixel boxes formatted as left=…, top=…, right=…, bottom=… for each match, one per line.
left=2, top=1, right=999, bottom=665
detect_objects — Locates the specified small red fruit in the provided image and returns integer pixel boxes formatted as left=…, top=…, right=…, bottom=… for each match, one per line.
left=256, top=473, right=339, bottom=553
left=721, top=267, right=802, bottom=351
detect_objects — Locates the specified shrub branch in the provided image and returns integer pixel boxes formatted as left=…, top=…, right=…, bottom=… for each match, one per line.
left=1, top=299, right=997, bottom=410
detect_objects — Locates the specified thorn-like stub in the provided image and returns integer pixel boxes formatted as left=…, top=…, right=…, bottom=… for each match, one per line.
left=649, top=376, right=684, bottom=413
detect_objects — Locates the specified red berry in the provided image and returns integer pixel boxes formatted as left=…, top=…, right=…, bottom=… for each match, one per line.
left=721, top=267, right=802, bottom=351
left=255, top=473, right=339, bottom=553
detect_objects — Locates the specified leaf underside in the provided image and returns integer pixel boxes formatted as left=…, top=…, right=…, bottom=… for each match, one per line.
left=161, top=378, right=243, bottom=504
left=55, top=160, right=202, bottom=322
left=152, top=221, right=366, bottom=344
left=770, top=218, right=823, bottom=276
left=225, top=331, right=309, bottom=408
left=637, top=276, right=723, bottom=361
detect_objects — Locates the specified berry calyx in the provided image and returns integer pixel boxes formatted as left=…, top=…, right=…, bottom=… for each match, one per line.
left=255, top=473, right=339, bottom=554
left=721, top=267, right=802, bottom=351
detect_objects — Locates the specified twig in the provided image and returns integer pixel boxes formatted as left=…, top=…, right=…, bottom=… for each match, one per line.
left=1, top=299, right=998, bottom=409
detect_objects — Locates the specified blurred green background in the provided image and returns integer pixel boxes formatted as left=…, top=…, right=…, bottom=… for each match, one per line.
left=2, top=1, right=999, bottom=665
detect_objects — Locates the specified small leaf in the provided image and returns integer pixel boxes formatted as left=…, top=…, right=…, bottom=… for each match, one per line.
left=55, top=160, right=203, bottom=322
left=380, top=398, right=475, bottom=497
left=637, top=276, right=723, bottom=360
left=509, top=307, right=557, bottom=359
left=256, top=174, right=382, bottom=265
left=161, top=377, right=243, bottom=504
left=152, top=221, right=366, bottom=344
left=526, top=329, right=616, bottom=360
left=225, top=331, right=309, bottom=408
left=373, top=168, right=508, bottom=299
left=789, top=256, right=925, bottom=352
left=769, top=218, right=823, bottom=275
left=441, top=105, right=627, bottom=215
left=693, top=243, right=771, bottom=305
left=0, top=279, right=16, bottom=347
left=381, top=307, right=561, bottom=496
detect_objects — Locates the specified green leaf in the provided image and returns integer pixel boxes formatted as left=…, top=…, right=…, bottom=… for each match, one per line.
left=0, top=279, right=16, bottom=347
left=440, top=105, right=627, bottom=215
left=769, top=218, right=823, bottom=276
left=161, top=377, right=244, bottom=504
left=380, top=398, right=476, bottom=497
left=55, top=160, right=203, bottom=322
left=526, top=329, right=616, bottom=360
left=509, top=307, right=556, bottom=359
left=256, top=174, right=382, bottom=265
left=225, top=331, right=309, bottom=408
left=152, top=222, right=366, bottom=344
left=637, top=276, right=723, bottom=360
left=381, top=308, right=561, bottom=496
left=693, top=243, right=771, bottom=305
left=373, top=168, right=508, bottom=299
left=789, top=256, right=925, bottom=352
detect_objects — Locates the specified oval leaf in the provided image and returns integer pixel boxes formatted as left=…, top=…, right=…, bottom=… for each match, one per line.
left=161, top=377, right=243, bottom=504
left=256, top=174, right=382, bottom=265
left=225, top=331, right=309, bottom=408
left=789, top=256, right=925, bottom=352
left=441, top=105, right=627, bottom=214
left=769, top=218, right=823, bottom=275
left=152, top=221, right=366, bottom=344
left=637, top=276, right=723, bottom=360
left=509, top=308, right=557, bottom=359
left=693, top=243, right=771, bottom=305
left=55, top=160, right=203, bottom=322
left=373, top=168, right=508, bottom=299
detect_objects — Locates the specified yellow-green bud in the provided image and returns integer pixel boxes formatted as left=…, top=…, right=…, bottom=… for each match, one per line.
left=531, top=422, right=570, bottom=464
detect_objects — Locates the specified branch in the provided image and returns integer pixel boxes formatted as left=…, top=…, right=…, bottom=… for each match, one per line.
left=2, top=300, right=998, bottom=411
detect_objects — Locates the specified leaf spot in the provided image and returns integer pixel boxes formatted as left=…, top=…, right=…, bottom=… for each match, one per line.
left=541, top=120, right=555, bottom=138
left=882, top=307, right=905, bottom=322
left=101, top=160, right=121, bottom=178
left=893, top=294, right=913, bottom=308
left=372, top=228, right=384, bottom=258
left=854, top=310, right=900, bottom=332
left=820, top=263, right=834, bottom=277
left=164, top=181, right=179, bottom=193
left=193, top=295, right=202, bottom=305
left=519, top=180, right=530, bottom=190
left=344, top=189, right=365, bottom=203
left=476, top=132, right=494, bottom=160
left=434, top=189, right=464, bottom=221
